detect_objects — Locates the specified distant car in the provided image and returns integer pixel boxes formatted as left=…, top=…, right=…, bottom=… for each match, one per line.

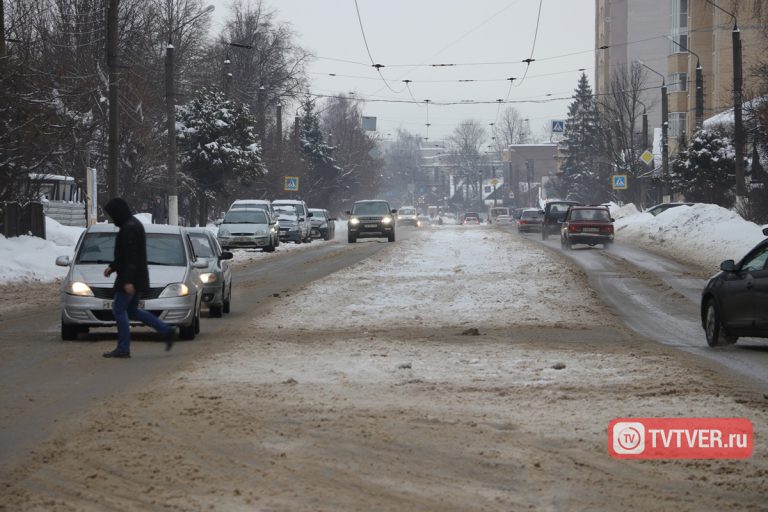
left=308, top=208, right=336, bottom=240
left=274, top=206, right=306, bottom=244
left=217, top=208, right=278, bottom=252
left=347, top=200, right=397, bottom=243
left=541, top=200, right=582, bottom=240
left=397, top=206, right=419, bottom=226
left=517, top=208, right=544, bottom=233
left=511, top=207, right=525, bottom=220
left=495, top=214, right=514, bottom=225
left=417, top=215, right=433, bottom=227
left=186, top=228, right=233, bottom=317
left=560, top=206, right=614, bottom=249
left=701, top=227, right=768, bottom=347
left=229, top=199, right=273, bottom=215
left=462, top=212, right=481, bottom=225
left=272, top=199, right=312, bottom=242
left=646, top=202, right=694, bottom=216
left=57, top=224, right=206, bottom=341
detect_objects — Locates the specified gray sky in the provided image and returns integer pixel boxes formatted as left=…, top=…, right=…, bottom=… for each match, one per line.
left=207, top=0, right=596, bottom=142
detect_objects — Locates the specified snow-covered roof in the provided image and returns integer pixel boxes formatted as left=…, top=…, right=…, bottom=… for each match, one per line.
left=703, top=96, right=765, bottom=128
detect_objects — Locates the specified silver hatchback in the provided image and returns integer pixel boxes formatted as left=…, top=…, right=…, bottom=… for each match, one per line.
left=57, top=224, right=207, bottom=341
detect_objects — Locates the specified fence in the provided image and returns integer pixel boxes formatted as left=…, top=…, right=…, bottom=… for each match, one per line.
left=1, top=202, right=46, bottom=239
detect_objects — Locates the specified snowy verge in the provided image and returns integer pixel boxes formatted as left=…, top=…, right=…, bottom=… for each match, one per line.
left=610, top=203, right=765, bottom=271
left=251, top=226, right=608, bottom=330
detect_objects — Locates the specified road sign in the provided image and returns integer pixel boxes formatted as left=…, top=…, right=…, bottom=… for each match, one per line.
left=284, top=176, right=299, bottom=192
left=362, top=116, right=377, bottom=131
left=640, top=150, right=654, bottom=165
left=612, top=174, right=628, bottom=190
left=490, top=178, right=498, bottom=187
left=551, top=120, right=565, bottom=133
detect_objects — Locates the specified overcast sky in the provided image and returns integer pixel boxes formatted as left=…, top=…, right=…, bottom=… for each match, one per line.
left=207, top=0, right=596, bottom=143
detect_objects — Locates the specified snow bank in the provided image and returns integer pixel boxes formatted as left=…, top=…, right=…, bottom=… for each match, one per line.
left=615, top=203, right=765, bottom=270
left=0, top=217, right=84, bottom=283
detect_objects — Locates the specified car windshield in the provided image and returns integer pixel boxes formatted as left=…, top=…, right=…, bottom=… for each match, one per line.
left=231, top=202, right=268, bottom=210
left=275, top=203, right=305, bottom=216
left=548, top=203, right=573, bottom=213
left=399, top=208, right=416, bottom=216
left=309, top=210, right=326, bottom=220
left=77, top=232, right=186, bottom=266
left=571, top=209, right=610, bottom=221
left=274, top=207, right=297, bottom=218
left=223, top=210, right=268, bottom=224
left=522, top=210, right=543, bottom=219
left=189, top=233, right=215, bottom=258
left=353, top=202, right=390, bottom=216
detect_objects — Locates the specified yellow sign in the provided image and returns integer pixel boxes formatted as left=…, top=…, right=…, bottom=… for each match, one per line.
left=491, top=179, right=498, bottom=187
left=640, top=150, right=654, bottom=165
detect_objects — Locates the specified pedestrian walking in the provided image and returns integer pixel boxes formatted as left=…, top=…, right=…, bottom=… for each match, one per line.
left=102, top=197, right=176, bottom=358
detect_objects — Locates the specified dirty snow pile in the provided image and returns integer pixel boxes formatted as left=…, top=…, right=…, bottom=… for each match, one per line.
left=253, top=226, right=606, bottom=330
left=611, top=203, right=765, bottom=270
left=0, top=217, right=84, bottom=283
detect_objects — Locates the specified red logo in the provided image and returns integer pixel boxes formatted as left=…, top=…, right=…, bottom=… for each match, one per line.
left=608, top=418, right=753, bottom=459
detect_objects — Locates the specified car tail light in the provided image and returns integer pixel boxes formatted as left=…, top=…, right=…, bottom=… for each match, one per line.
left=519, top=220, right=527, bottom=225
left=601, top=225, right=614, bottom=233
left=568, top=225, right=581, bottom=233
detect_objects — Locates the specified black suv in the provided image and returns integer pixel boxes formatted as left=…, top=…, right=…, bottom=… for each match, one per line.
left=541, top=200, right=582, bottom=239
left=346, top=200, right=397, bottom=243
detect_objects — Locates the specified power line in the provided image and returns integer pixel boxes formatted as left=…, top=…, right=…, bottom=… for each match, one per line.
left=352, top=0, right=404, bottom=94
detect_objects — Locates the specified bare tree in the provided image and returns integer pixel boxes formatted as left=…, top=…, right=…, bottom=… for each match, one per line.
left=446, top=119, right=486, bottom=206
left=492, top=107, right=531, bottom=153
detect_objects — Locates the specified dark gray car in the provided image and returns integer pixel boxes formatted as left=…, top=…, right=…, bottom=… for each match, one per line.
left=186, top=228, right=233, bottom=318
left=308, top=208, right=336, bottom=240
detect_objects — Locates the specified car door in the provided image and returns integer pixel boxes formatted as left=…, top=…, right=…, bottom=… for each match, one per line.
left=746, top=244, right=768, bottom=332
left=721, top=245, right=768, bottom=332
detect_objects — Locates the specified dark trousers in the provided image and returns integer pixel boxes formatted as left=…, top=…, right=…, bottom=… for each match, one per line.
left=112, top=290, right=170, bottom=353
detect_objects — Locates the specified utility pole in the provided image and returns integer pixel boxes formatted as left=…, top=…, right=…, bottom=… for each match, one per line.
left=275, top=102, right=282, bottom=155
left=733, top=25, right=745, bottom=199
left=642, top=109, right=649, bottom=150
left=695, top=60, right=704, bottom=130
left=1, top=0, right=6, bottom=57
left=223, top=55, right=231, bottom=98
left=107, top=0, right=120, bottom=198
left=257, top=85, right=266, bottom=155
left=165, top=40, right=178, bottom=225
left=661, top=81, right=669, bottom=199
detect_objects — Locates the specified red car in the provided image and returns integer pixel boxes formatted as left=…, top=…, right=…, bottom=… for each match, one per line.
left=560, top=206, right=614, bottom=249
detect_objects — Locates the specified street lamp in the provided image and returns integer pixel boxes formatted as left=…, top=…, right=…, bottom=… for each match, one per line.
left=166, top=4, right=215, bottom=226
left=667, top=35, right=704, bottom=131
left=638, top=60, right=669, bottom=199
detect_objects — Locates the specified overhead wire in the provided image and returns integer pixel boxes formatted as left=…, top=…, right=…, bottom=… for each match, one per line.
left=352, top=0, right=405, bottom=94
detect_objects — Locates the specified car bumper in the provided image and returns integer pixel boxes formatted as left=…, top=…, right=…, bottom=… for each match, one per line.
left=349, top=224, right=394, bottom=237
left=279, top=230, right=302, bottom=242
left=398, top=218, right=419, bottom=226
left=567, top=233, right=614, bottom=244
left=218, top=236, right=270, bottom=248
left=61, top=293, right=197, bottom=327
left=200, top=283, right=224, bottom=305
left=310, top=227, right=328, bottom=238
left=517, top=223, right=542, bottom=232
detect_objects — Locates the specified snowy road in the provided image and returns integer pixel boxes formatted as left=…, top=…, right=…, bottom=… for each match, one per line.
left=510, top=227, right=768, bottom=387
left=3, top=225, right=767, bottom=511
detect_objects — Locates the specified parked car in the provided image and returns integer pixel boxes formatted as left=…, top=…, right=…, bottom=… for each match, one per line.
left=517, top=208, right=544, bottom=233
left=186, top=228, right=233, bottom=317
left=462, top=212, right=481, bottom=225
left=272, top=199, right=312, bottom=242
left=488, top=206, right=510, bottom=223
left=701, top=227, right=768, bottom=347
left=511, top=207, right=525, bottom=220
left=347, top=200, right=397, bottom=243
left=274, top=206, right=305, bottom=244
left=541, top=200, right=582, bottom=239
left=57, top=224, right=206, bottom=341
left=308, top=208, right=336, bottom=240
left=559, top=205, right=614, bottom=249
left=229, top=199, right=273, bottom=214
left=397, top=206, right=419, bottom=226
left=495, top=214, right=514, bottom=225
left=418, top=215, right=433, bottom=227
left=646, top=202, right=694, bottom=216
left=217, top=208, right=278, bottom=252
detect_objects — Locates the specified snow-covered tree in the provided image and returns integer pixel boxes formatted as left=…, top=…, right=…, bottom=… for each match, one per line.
left=559, top=73, right=605, bottom=202
left=669, top=128, right=738, bottom=207
left=177, top=89, right=267, bottom=224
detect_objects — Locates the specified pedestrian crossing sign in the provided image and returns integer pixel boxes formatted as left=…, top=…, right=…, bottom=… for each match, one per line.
left=612, top=174, right=628, bottom=190
left=284, top=176, right=299, bottom=192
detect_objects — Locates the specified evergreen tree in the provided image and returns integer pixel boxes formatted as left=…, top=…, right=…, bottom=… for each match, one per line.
left=559, top=73, right=606, bottom=202
left=669, top=128, right=738, bottom=207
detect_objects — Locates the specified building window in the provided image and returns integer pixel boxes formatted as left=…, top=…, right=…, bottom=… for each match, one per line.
left=669, top=112, right=687, bottom=138
left=668, top=72, right=688, bottom=92
left=670, top=0, right=689, bottom=52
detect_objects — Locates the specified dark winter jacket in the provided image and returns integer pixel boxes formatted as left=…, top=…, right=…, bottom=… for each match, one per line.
left=103, top=198, right=150, bottom=292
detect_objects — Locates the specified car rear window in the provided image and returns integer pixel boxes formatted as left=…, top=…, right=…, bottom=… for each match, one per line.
left=399, top=208, right=416, bottom=216
left=77, top=232, right=186, bottom=266
left=571, top=209, right=610, bottom=221
left=521, top=210, right=543, bottom=219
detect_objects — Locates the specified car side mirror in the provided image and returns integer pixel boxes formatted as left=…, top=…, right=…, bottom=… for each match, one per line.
left=763, top=227, right=768, bottom=237
left=56, top=255, right=71, bottom=267
left=391, top=209, right=398, bottom=214
left=610, top=218, right=615, bottom=222
left=345, top=210, right=352, bottom=215
left=220, top=251, right=233, bottom=261
left=307, top=212, right=314, bottom=218
left=192, top=258, right=209, bottom=269
left=720, top=259, right=736, bottom=272
left=299, top=217, right=305, bottom=222
left=329, top=217, right=337, bottom=221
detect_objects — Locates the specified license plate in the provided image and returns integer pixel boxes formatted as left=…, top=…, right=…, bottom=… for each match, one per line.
left=364, top=224, right=377, bottom=228
left=103, top=300, right=145, bottom=309
left=236, top=237, right=251, bottom=242
left=583, top=227, right=599, bottom=233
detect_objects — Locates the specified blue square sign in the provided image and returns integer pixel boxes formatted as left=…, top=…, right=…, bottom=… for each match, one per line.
left=284, top=176, right=299, bottom=192
left=612, top=174, right=628, bottom=190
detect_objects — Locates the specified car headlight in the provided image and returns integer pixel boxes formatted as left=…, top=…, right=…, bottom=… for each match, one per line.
left=349, top=217, right=360, bottom=225
left=255, top=228, right=268, bottom=236
left=199, top=273, right=217, bottom=284
left=218, top=228, right=230, bottom=237
left=382, top=216, right=393, bottom=225
left=159, top=283, right=190, bottom=298
left=66, top=281, right=94, bottom=297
